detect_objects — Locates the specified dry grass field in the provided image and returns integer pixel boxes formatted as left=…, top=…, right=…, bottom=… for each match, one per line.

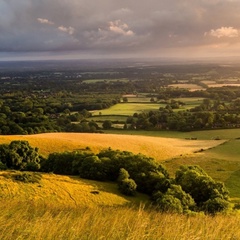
left=0, top=170, right=239, bottom=239
left=0, top=199, right=239, bottom=240
left=0, top=133, right=225, bottom=161
left=0, top=171, right=148, bottom=208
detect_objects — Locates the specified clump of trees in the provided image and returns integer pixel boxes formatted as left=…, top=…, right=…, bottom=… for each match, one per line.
left=0, top=141, right=42, bottom=171
left=0, top=141, right=232, bottom=214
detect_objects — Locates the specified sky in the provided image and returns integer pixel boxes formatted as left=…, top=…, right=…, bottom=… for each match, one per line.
left=1, top=0, right=240, bottom=60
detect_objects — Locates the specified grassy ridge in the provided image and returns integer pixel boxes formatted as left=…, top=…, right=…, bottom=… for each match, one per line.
left=0, top=133, right=223, bottom=160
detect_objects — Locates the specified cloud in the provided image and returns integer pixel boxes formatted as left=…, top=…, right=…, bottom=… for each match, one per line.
left=37, top=18, right=54, bottom=25
left=2, top=0, right=240, bottom=59
left=206, top=27, right=239, bottom=38
left=109, top=20, right=134, bottom=36
left=58, top=25, right=75, bottom=35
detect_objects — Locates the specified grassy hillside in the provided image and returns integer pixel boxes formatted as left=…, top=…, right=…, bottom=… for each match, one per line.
left=0, top=132, right=240, bottom=239
left=0, top=171, right=148, bottom=207
left=0, top=132, right=224, bottom=161
left=0, top=170, right=240, bottom=240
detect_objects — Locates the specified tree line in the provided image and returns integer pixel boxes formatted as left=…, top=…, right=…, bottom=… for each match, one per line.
left=126, top=98, right=240, bottom=131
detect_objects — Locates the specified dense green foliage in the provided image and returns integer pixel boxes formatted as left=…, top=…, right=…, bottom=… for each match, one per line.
left=0, top=141, right=42, bottom=171
left=0, top=140, right=230, bottom=214
left=117, top=168, right=137, bottom=196
left=175, top=165, right=230, bottom=213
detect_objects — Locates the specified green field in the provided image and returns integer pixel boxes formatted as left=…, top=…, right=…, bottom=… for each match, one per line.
left=90, top=97, right=203, bottom=122
left=92, top=103, right=164, bottom=116
left=174, top=97, right=204, bottom=109
left=106, top=128, right=240, bottom=140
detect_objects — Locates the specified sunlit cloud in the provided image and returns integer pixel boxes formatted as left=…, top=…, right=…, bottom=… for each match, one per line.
left=205, top=27, right=239, bottom=38
left=58, top=26, right=75, bottom=35
left=37, top=18, right=54, bottom=25
left=109, top=20, right=134, bottom=36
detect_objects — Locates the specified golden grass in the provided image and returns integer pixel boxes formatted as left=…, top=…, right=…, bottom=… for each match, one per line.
left=0, top=171, right=148, bottom=208
left=0, top=200, right=239, bottom=240
left=0, top=133, right=225, bottom=161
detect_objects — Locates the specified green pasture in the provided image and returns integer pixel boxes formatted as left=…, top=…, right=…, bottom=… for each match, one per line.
left=174, top=97, right=204, bottom=105
left=207, top=139, right=240, bottom=161
left=92, top=103, right=164, bottom=116
left=163, top=138, right=240, bottom=199
left=88, top=115, right=128, bottom=123
left=106, top=128, right=240, bottom=140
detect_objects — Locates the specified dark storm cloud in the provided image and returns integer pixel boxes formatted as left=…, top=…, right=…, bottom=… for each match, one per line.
left=1, top=0, right=240, bottom=58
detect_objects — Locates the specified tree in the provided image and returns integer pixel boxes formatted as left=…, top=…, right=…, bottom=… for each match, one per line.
left=0, top=141, right=42, bottom=171
left=175, top=165, right=230, bottom=213
left=122, top=97, right=128, bottom=102
left=102, top=120, right=112, bottom=129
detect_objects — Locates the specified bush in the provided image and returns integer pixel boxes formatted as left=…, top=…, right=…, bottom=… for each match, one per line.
left=0, top=161, right=7, bottom=170
left=152, top=185, right=195, bottom=213
left=0, top=141, right=42, bottom=171
left=12, top=172, right=42, bottom=183
left=153, top=192, right=183, bottom=213
left=202, top=197, right=231, bottom=214
left=117, top=168, right=137, bottom=196
left=118, top=178, right=137, bottom=196
left=175, top=165, right=230, bottom=212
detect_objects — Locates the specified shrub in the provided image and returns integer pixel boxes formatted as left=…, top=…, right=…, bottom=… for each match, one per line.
left=175, top=165, right=230, bottom=212
left=117, top=169, right=137, bottom=196
left=0, top=141, right=42, bottom=171
left=202, top=197, right=231, bottom=214
left=118, top=178, right=137, bottom=196
left=152, top=185, right=195, bottom=213
left=12, top=172, right=42, bottom=183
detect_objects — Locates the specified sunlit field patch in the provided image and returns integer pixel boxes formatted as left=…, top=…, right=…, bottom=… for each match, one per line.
left=91, top=103, right=164, bottom=116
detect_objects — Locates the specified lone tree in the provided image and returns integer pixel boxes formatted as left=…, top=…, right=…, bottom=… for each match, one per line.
left=102, top=120, right=112, bottom=129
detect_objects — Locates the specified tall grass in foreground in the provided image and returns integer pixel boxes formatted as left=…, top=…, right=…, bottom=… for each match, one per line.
left=1, top=201, right=240, bottom=240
